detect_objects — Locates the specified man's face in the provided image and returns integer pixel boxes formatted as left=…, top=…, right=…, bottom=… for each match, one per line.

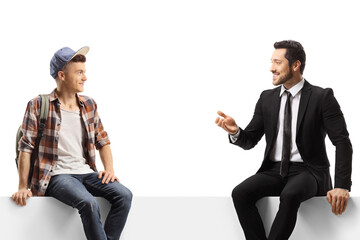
left=61, top=62, right=87, bottom=93
left=270, top=48, right=293, bottom=86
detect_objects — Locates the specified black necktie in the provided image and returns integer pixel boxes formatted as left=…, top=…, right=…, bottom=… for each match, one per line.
left=280, top=91, right=292, bottom=177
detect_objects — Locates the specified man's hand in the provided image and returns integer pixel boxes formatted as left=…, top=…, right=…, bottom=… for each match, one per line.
left=12, top=189, right=32, bottom=206
left=215, top=111, right=238, bottom=135
left=326, top=188, right=350, bottom=215
left=98, top=170, right=120, bottom=184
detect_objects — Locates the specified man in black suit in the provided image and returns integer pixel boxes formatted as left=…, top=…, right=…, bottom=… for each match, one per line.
left=215, top=40, right=352, bottom=240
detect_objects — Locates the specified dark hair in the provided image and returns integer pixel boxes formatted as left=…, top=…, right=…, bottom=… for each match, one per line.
left=274, top=40, right=306, bottom=75
left=70, top=54, right=86, bottom=63
left=60, top=54, right=86, bottom=75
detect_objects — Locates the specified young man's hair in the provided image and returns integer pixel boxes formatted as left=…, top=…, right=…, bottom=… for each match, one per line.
left=70, top=54, right=86, bottom=63
left=60, top=54, right=86, bottom=75
left=274, top=40, right=306, bottom=75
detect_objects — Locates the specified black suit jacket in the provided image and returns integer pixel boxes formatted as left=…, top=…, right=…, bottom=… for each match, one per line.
left=231, top=80, right=352, bottom=196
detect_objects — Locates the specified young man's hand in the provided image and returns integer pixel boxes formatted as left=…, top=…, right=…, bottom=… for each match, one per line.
left=98, top=170, right=120, bottom=184
left=215, top=111, right=239, bottom=135
left=12, top=189, right=32, bottom=206
left=326, top=188, right=350, bottom=215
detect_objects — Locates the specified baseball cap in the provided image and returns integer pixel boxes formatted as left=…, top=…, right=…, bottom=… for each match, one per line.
left=50, top=46, right=89, bottom=79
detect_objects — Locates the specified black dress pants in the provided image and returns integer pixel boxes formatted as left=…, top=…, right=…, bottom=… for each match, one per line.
left=232, top=162, right=318, bottom=240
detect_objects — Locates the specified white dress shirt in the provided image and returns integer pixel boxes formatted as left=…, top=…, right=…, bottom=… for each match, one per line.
left=230, top=79, right=305, bottom=162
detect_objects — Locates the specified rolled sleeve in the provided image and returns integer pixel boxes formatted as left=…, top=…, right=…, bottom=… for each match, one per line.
left=93, top=102, right=111, bottom=150
left=95, top=130, right=110, bottom=149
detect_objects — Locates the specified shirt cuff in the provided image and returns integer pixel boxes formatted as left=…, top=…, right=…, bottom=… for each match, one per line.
left=229, top=127, right=240, bottom=143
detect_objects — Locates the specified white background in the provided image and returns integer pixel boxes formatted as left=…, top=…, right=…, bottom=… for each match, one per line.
left=1, top=0, right=359, bottom=197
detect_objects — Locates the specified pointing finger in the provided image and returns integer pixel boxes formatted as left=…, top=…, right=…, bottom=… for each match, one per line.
left=217, top=111, right=227, bottom=118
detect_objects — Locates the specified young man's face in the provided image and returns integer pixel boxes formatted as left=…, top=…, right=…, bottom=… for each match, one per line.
left=270, top=48, right=293, bottom=86
left=61, top=62, right=87, bottom=93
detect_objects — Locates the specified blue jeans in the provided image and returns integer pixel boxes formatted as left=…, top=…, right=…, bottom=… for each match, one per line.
left=45, top=173, right=132, bottom=240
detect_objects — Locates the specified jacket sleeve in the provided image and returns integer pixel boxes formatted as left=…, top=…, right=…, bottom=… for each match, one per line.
left=322, top=89, right=352, bottom=191
left=230, top=92, right=265, bottom=150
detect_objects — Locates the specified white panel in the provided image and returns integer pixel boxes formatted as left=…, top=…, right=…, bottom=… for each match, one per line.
left=1, top=197, right=358, bottom=240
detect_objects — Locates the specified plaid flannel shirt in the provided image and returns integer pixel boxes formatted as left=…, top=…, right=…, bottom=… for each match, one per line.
left=18, top=89, right=110, bottom=196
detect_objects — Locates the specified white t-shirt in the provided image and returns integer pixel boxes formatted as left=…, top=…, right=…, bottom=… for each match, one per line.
left=51, top=108, right=94, bottom=175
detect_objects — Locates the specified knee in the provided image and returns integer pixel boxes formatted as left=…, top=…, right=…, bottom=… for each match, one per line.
left=122, top=188, right=133, bottom=209
left=231, top=186, right=241, bottom=201
left=232, top=184, right=250, bottom=204
left=113, top=187, right=133, bottom=210
left=77, top=197, right=100, bottom=216
left=280, top=191, right=301, bottom=207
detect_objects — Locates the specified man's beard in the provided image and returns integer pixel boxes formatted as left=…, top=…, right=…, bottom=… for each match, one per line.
left=274, top=69, right=293, bottom=86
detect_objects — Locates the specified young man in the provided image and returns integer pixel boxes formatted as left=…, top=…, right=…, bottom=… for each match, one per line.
left=12, top=46, right=132, bottom=240
left=215, top=40, right=352, bottom=240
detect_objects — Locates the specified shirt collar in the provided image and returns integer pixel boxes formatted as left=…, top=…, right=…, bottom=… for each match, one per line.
left=49, top=88, right=85, bottom=106
left=280, top=78, right=305, bottom=97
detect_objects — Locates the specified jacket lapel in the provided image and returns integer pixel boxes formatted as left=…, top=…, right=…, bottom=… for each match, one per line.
left=271, top=87, right=281, bottom=139
left=296, top=80, right=312, bottom=133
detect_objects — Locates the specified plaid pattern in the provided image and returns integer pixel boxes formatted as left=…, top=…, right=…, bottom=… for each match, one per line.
left=19, top=89, right=110, bottom=196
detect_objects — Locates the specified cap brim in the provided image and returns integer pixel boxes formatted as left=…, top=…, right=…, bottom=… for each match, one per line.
left=70, top=46, right=90, bottom=61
